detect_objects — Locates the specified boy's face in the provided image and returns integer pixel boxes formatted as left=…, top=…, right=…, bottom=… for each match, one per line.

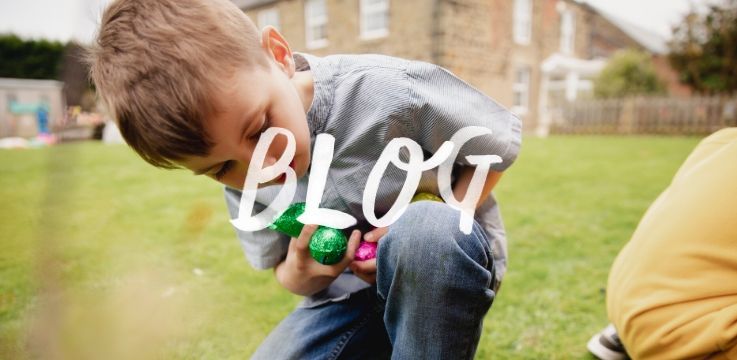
left=178, top=28, right=312, bottom=190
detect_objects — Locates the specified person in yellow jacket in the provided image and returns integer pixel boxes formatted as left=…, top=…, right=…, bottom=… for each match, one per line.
left=589, top=128, right=737, bottom=360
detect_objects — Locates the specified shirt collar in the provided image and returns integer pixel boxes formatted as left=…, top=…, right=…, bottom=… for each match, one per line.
left=293, top=52, right=333, bottom=137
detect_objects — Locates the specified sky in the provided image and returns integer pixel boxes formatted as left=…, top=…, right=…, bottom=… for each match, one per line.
left=0, top=0, right=706, bottom=44
left=0, top=0, right=112, bottom=43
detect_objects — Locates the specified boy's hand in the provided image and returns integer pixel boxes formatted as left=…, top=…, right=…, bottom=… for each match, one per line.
left=275, top=225, right=361, bottom=296
left=348, top=227, right=387, bottom=285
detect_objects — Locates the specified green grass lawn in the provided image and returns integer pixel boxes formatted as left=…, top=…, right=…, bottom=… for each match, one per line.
left=0, top=135, right=701, bottom=359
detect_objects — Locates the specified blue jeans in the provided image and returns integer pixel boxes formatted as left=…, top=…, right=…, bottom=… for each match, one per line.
left=252, top=201, right=498, bottom=359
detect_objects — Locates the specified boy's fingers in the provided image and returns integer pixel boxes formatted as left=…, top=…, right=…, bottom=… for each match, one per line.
left=363, top=227, right=388, bottom=242
left=351, top=268, right=376, bottom=285
left=295, top=224, right=317, bottom=254
left=350, top=258, right=376, bottom=274
left=339, top=230, right=361, bottom=268
left=362, top=273, right=376, bottom=284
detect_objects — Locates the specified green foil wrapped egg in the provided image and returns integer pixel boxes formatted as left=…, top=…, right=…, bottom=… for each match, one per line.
left=268, top=203, right=347, bottom=265
left=411, top=192, right=444, bottom=203
left=309, top=227, right=348, bottom=265
left=268, top=202, right=306, bottom=238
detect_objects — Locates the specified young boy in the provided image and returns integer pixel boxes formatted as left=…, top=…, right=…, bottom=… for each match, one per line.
left=88, top=0, right=522, bottom=358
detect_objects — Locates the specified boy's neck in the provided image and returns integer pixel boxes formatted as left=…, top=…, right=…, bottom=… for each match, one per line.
left=292, top=70, right=314, bottom=114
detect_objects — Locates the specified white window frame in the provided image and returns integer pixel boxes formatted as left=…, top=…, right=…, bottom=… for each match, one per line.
left=512, top=66, right=531, bottom=115
left=305, top=0, right=328, bottom=49
left=257, top=7, right=280, bottom=30
left=513, top=0, right=532, bottom=45
left=560, top=10, right=576, bottom=54
left=360, top=0, right=389, bottom=40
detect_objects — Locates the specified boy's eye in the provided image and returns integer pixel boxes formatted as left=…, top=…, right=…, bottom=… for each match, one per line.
left=214, top=160, right=234, bottom=180
left=250, top=118, right=270, bottom=140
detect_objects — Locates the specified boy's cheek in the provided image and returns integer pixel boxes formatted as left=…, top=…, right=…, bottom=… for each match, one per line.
left=268, top=138, right=288, bottom=160
left=215, top=168, right=246, bottom=190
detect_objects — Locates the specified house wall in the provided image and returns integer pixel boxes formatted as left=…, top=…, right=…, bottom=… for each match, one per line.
left=585, top=10, right=645, bottom=58
left=433, top=0, right=508, bottom=98
left=245, top=0, right=435, bottom=62
left=437, top=0, right=539, bottom=128
left=652, top=55, right=692, bottom=97
left=0, top=79, right=65, bottom=138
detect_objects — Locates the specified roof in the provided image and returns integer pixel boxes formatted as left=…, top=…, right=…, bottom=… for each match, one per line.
left=579, top=1, right=669, bottom=55
left=232, top=0, right=279, bottom=10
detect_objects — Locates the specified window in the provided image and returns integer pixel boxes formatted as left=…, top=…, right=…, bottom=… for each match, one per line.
left=560, top=10, right=575, bottom=54
left=513, top=0, right=532, bottom=45
left=305, top=0, right=328, bottom=49
left=258, top=7, right=280, bottom=30
left=360, top=0, right=389, bottom=39
left=512, top=67, right=531, bottom=115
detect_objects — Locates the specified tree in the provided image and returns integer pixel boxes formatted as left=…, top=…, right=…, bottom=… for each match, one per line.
left=0, top=34, right=66, bottom=80
left=593, top=49, right=665, bottom=99
left=669, top=0, right=737, bottom=94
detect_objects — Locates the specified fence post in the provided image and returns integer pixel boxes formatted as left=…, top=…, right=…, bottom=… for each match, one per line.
left=618, top=98, right=635, bottom=135
left=722, top=97, right=737, bottom=128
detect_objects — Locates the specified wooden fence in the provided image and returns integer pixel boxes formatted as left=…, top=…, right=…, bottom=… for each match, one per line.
left=549, top=96, right=737, bottom=135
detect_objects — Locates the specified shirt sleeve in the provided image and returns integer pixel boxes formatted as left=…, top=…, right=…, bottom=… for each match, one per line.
left=223, top=186, right=290, bottom=270
left=406, top=61, right=522, bottom=171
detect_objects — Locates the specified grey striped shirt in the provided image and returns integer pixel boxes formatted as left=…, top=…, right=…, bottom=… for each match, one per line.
left=224, top=52, right=522, bottom=307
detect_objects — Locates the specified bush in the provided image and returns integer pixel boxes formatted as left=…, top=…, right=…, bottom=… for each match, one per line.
left=594, top=49, right=665, bottom=98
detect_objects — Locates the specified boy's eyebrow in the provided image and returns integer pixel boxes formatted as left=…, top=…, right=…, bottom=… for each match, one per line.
left=192, top=107, right=262, bottom=176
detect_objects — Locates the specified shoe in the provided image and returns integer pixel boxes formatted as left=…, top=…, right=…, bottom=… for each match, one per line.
left=587, top=324, right=629, bottom=360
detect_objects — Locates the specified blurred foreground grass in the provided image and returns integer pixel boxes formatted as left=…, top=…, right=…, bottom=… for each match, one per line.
left=0, top=135, right=700, bottom=359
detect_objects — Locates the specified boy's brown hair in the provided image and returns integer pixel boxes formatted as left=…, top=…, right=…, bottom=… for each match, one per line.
left=87, top=0, right=267, bottom=168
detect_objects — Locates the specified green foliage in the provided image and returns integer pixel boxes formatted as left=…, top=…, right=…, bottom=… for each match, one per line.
left=593, top=49, right=665, bottom=99
left=669, top=1, right=737, bottom=94
left=0, top=137, right=702, bottom=358
left=0, top=34, right=67, bottom=80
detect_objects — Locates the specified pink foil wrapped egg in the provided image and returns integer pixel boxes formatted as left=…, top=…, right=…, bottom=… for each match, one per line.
left=355, top=241, right=378, bottom=261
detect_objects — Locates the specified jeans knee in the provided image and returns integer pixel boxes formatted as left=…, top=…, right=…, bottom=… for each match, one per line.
left=378, top=201, right=492, bottom=274
left=382, top=202, right=451, bottom=251
left=376, top=201, right=496, bottom=309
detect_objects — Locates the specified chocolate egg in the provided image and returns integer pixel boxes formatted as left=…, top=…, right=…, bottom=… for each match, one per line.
left=355, top=241, right=378, bottom=261
left=411, top=192, right=444, bottom=203
left=269, top=203, right=347, bottom=265
left=309, top=227, right=348, bottom=265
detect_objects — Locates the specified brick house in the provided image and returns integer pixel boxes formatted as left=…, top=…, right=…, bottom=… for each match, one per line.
left=234, top=0, right=681, bottom=133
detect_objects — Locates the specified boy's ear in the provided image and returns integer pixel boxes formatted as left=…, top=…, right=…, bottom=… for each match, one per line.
left=260, top=26, right=295, bottom=77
